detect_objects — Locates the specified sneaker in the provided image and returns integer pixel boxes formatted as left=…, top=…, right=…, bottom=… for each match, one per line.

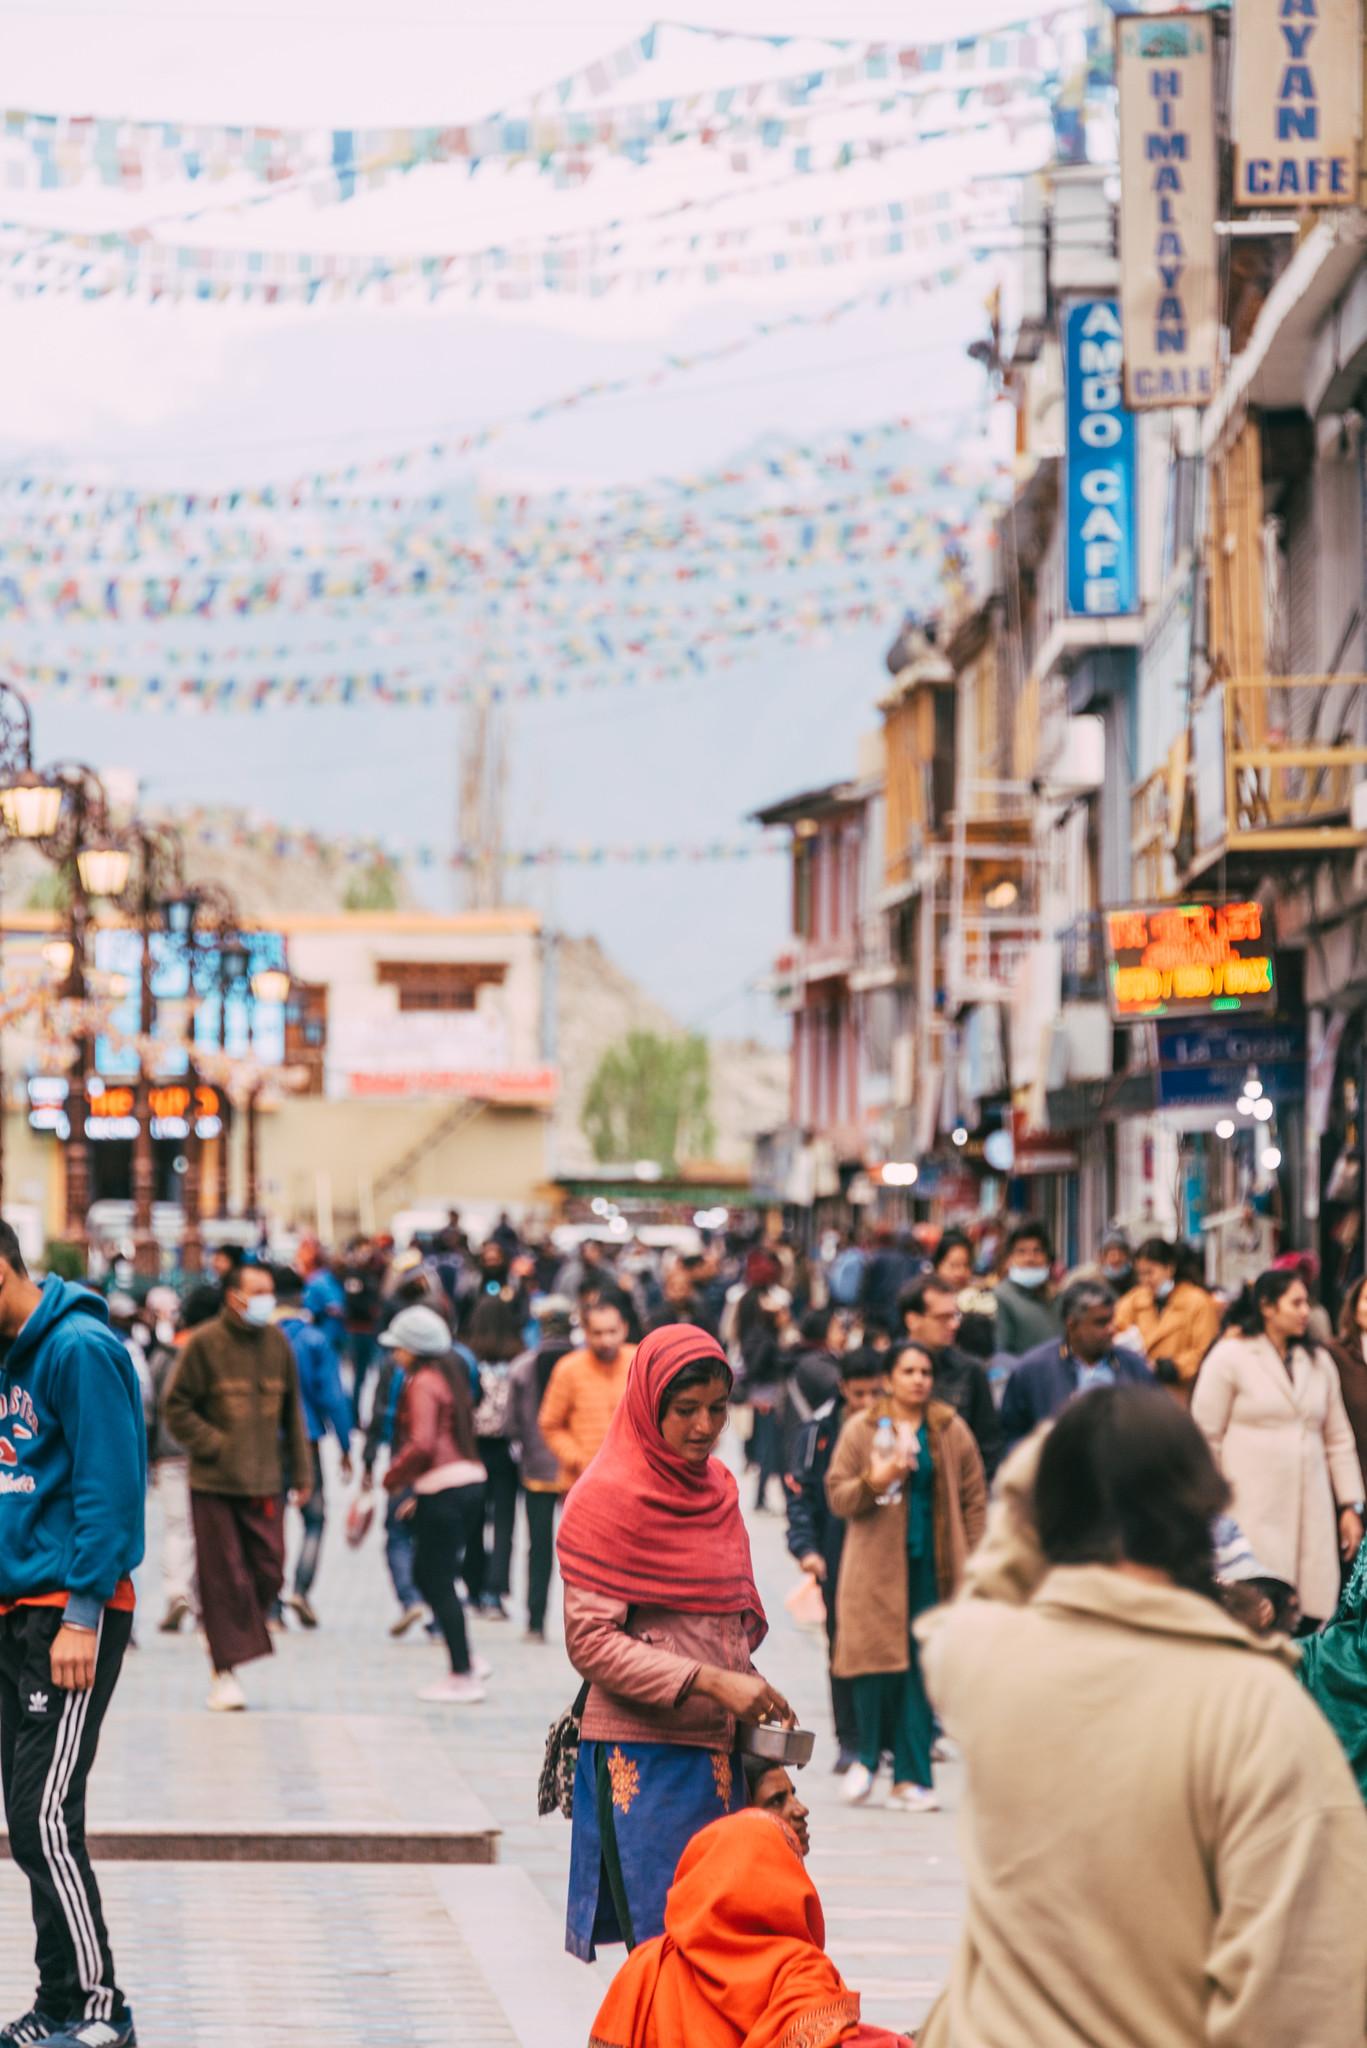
left=931, top=1735, right=957, bottom=1763
left=832, top=1746, right=860, bottom=1777
left=524, top=1628, right=547, bottom=1645
left=157, top=1596, right=192, bottom=1635
left=417, top=1674, right=485, bottom=1705
left=389, top=1603, right=427, bottom=1639
left=206, top=1672, right=247, bottom=1713
left=0, top=2012, right=60, bottom=2045
left=477, top=1594, right=509, bottom=1620
left=265, top=1613, right=286, bottom=1636
left=890, top=1783, right=940, bottom=1813
left=282, top=1592, right=319, bottom=1630
left=471, top=1654, right=493, bottom=1681
left=44, top=2014, right=136, bottom=2047
left=841, top=1762, right=875, bottom=1806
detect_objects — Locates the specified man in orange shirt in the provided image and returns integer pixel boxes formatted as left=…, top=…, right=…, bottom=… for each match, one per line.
left=538, top=1294, right=636, bottom=1486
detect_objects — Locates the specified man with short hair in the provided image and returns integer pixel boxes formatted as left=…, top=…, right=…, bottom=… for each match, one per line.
left=993, top=1220, right=1062, bottom=1362
left=1001, top=1278, right=1153, bottom=1449
left=537, top=1294, right=636, bottom=1486
left=163, top=1261, right=312, bottom=1710
left=787, top=1346, right=887, bottom=1773
left=0, top=1223, right=146, bottom=2048
left=898, top=1275, right=1003, bottom=1478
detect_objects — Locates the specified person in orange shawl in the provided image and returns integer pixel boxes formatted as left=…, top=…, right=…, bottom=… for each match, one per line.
left=589, top=1809, right=911, bottom=2048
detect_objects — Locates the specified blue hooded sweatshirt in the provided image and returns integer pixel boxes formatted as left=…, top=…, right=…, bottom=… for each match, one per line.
left=0, top=1275, right=147, bottom=1630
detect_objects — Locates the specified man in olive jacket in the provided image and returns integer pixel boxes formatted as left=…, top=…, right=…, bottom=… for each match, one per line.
left=163, top=1261, right=311, bottom=1711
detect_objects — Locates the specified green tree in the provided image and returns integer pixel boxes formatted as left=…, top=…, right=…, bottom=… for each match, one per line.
left=582, top=1030, right=715, bottom=1168
left=342, top=859, right=401, bottom=911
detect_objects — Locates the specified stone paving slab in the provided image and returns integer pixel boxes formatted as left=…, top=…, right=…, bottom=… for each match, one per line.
left=0, top=1713, right=499, bottom=1862
left=0, top=1863, right=598, bottom=2048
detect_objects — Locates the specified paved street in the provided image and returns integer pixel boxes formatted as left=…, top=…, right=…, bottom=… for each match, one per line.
left=0, top=1444, right=965, bottom=2045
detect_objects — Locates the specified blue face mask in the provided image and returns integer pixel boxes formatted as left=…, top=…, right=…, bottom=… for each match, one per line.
left=242, top=1294, right=276, bottom=1328
left=1007, top=1265, right=1048, bottom=1290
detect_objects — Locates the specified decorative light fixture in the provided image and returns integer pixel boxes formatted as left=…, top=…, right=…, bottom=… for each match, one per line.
left=984, top=878, right=1019, bottom=911
left=0, top=769, right=63, bottom=841
left=1261, top=1146, right=1282, bottom=1172
left=882, top=1161, right=918, bottom=1187
left=1236, top=1095, right=1254, bottom=1117
left=251, top=965, right=291, bottom=1006
left=1252, top=1098, right=1274, bottom=1123
left=1244, top=1076, right=1264, bottom=1100
left=1214, top=1117, right=1235, bottom=1140
left=76, top=841, right=131, bottom=899
left=951, top=1125, right=969, bottom=1147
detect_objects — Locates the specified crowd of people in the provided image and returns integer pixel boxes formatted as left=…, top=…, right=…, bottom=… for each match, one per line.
left=6, top=1201, right=1367, bottom=2046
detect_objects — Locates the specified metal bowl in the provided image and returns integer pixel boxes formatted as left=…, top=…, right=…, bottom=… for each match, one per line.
left=737, top=1722, right=816, bottom=1768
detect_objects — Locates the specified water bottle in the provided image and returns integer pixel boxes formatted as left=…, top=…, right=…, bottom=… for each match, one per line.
left=873, top=1415, right=903, bottom=1506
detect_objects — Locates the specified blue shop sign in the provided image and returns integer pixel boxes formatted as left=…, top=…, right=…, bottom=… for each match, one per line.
left=1155, top=1017, right=1305, bottom=1108
left=1063, top=299, right=1138, bottom=620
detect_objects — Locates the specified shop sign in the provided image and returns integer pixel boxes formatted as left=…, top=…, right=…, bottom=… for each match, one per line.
left=1063, top=300, right=1138, bottom=619
left=1233, top=0, right=1360, bottom=207
left=1010, top=1106, right=1080, bottom=1176
left=340, top=1066, right=559, bottom=1105
left=27, top=1075, right=222, bottom=1141
left=1155, top=1018, right=1305, bottom=1106
left=1117, top=12, right=1219, bottom=408
left=1104, top=902, right=1276, bottom=1020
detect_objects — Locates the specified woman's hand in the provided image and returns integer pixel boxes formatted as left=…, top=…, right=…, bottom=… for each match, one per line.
left=799, top=1551, right=827, bottom=1584
left=867, top=1449, right=906, bottom=1494
left=1339, top=1506, right=1364, bottom=1561
left=695, top=1665, right=794, bottom=1726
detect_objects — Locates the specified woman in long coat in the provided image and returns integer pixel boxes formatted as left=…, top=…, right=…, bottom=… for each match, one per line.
left=826, top=1341, right=986, bottom=1810
left=1192, top=1268, right=1365, bottom=1625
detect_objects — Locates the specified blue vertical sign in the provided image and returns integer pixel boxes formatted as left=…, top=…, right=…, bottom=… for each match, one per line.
left=1063, top=298, right=1138, bottom=619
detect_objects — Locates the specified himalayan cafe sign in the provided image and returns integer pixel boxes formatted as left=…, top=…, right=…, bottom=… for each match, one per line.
left=1118, top=12, right=1219, bottom=409
left=1233, top=0, right=1361, bottom=208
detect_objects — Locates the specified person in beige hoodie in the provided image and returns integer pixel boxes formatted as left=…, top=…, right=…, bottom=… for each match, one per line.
left=917, top=1384, right=1367, bottom=2048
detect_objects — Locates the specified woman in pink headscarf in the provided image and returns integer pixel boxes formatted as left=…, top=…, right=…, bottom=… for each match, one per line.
left=558, top=1324, right=793, bottom=1963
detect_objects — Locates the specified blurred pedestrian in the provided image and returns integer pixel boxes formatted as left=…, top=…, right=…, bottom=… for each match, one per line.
left=787, top=1346, right=888, bottom=1773
left=897, top=1275, right=1002, bottom=1478
left=360, top=1305, right=460, bottom=1638
left=382, top=1307, right=489, bottom=1706
left=1001, top=1281, right=1153, bottom=1450
left=991, top=1221, right=1060, bottom=1363
left=273, top=1265, right=353, bottom=1631
left=740, top=1286, right=800, bottom=1513
left=0, top=1225, right=145, bottom=2048
left=145, top=1283, right=216, bottom=1634
left=538, top=1292, right=636, bottom=1490
left=1327, top=1273, right=1367, bottom=1475
left=560, top=1327, right=788, bottom=1961
left=507, top=1296, right=576, bottom=1644
left=1114, top=1238, right=1221, bottom=1390
left=465, top=1295, right=524, bottom=1618
left=857, top=1224, right=919, bottom=1339
left=163, top=1260, right=312, bottom=1712
left=826, top=1341, right=986, bottom=1812
left=1193, top=1269, right=1365, bottom=1628
left=918, top=1387, right=1367, bottom=2047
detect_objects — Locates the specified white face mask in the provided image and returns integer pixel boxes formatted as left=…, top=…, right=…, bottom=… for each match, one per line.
left=241, top=1294, right=276, bottom=1328
left=1007, top=1265, right=1048, bottom=1290
left=1154, top=1279, right=1175, bottom=1303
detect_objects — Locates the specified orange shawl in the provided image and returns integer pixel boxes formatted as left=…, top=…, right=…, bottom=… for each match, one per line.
left=589, top=1810, right=862, bottom=2048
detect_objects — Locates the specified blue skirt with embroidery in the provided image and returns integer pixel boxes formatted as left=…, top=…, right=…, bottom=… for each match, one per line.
left=565, top=1737, right=745, bottom=1961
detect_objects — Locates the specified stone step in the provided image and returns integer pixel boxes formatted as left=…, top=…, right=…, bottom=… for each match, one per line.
left=0, top=1710, right=501, bottom=1865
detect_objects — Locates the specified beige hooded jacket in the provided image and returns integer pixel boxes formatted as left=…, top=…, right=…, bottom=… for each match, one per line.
left=916, top=1434, right=1367, bottom=2048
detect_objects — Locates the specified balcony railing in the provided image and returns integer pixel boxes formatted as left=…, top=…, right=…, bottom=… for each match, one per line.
left=1220, top=675, right=1367, bottom=851
left=1131, top=764, right=1171, bottom=899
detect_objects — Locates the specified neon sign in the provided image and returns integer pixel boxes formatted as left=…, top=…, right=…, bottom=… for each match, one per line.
left=1105, top=902, right=1276, bottom=1020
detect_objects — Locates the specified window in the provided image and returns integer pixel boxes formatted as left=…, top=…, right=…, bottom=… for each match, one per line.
left=376, top=960, right=507, bottom=1012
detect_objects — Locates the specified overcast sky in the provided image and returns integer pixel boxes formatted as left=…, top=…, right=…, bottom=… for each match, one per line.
left=0, top=0, right=1070, bottom=1041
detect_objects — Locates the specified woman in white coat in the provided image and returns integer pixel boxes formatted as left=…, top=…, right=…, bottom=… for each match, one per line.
left=1193, top=1268, right=1365, bottom=1625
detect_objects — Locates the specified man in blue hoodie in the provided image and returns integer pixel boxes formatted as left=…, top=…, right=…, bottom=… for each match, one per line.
left=0, top=1224, right=145, bottom=2048
left=273, top=1265, right=353, bottom=1631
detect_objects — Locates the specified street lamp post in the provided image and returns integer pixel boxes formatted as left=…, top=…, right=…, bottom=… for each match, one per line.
left=0, top=684, right=63, bottom=1215
left=164, top=882, right=242, bottom=1274
left=37, top=766, right=131, bottom=1264
left=121, top=823, right=184, bottom=1279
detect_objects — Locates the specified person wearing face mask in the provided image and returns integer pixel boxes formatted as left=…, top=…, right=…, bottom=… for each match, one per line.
left=992, top=1222, right=1061, bottom=1364
left=162, top=1259, right=312, bottom=1712
left=1114, top=1237, right=1221, bottom=1391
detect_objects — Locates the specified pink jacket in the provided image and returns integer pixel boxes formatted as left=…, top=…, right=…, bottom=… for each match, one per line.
left=563, top=1583, right=764, bottom=1752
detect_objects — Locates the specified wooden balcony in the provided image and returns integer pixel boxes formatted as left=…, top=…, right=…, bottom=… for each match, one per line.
left=1214, top=675, right=1367, bottom=855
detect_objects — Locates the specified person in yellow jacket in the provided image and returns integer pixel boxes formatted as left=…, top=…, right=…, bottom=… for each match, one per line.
left=916, top=1386, right=1367, bottom=2048
left=1113, top=1237, right=1221, bottom=1384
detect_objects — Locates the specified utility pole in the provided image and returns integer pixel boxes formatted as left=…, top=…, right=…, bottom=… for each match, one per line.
left=457, top=691, right=506, bottom=912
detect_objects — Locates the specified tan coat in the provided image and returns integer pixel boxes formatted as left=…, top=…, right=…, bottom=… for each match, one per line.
left=825, top=1400, right=986, bottom=1678
left=1192, top=1332, right=1365, bottom=1621
left=1114, top=1279, right=1221, bottom=1381
left=917, top=1437, right=1367, bottom=2048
